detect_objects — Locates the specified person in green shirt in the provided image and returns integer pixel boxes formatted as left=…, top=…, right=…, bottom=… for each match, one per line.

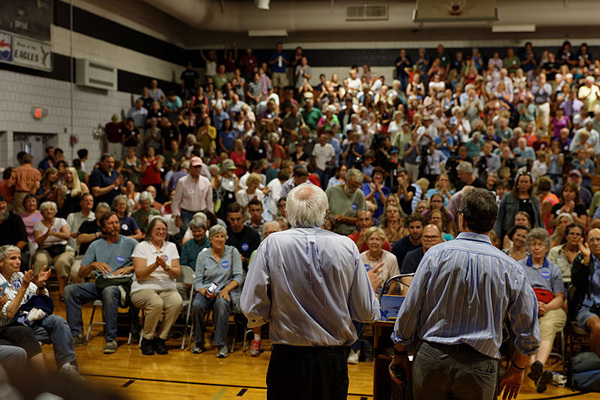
left=325, top=168, right=367, bottom=235
left=132, top=191, right=161, bottom=234
left=301, top=99, right=323, bottom=131
left=503, top=48, right=521, bottom=75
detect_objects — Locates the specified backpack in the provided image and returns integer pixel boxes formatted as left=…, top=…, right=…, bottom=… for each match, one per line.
left=567, top=351, right=600, bottom=392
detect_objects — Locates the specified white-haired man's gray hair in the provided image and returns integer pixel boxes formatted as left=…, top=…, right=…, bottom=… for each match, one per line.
left=40, top=201, right=58, bottom=213
left=287, top=183, right=329, bottom=228
left=456, top=161, right=474, bottom=174
left=345, top=168, right=364, bottom=183
left=139, top=191, right=154, bottom=205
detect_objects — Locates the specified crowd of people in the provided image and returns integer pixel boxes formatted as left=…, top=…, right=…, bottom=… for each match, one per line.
left=1, top=40, right=600, bottom=393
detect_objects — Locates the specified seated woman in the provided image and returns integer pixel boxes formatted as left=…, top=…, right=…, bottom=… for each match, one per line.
left=32, top=201, right=74, bottom=300
left=378, top=204, right=405, bottom=246
left=502, top=211, right=532, bottom=250
left=191, top=225, right=244, bottom=358
left=503, top=225, right=530, bottom=262
left=550, top=213, right=574, bottom=248
left=548, top=223, right=583, bottom=286
left=56, top=167, right=89, bottom=219
left=131, top=191, right=161, bottom=234
left=131, top=217, right=182, bottom=356
left=0, top=245, right=81, bottom=378
left=428, top=209, right=454, bottom=241
left=519, top=228, right=567, bottom=394
left=112, top=195, right=143, bottom=241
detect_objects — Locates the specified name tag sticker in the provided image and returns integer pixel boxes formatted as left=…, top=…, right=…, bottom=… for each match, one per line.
left=221, top=260, right=230, bottom=269
left=116, top=256, right=125, bottom=263
left=352, top=203, right=358, bottom=210
left=241, top=243, right=249, bottom=251
left=122, top=224, right=128, bottom=231
left=364, top=263, right=370, bottom=272
left=188, top=188, right=195, bottom=194
left=32, top=218, right=38, bottom=221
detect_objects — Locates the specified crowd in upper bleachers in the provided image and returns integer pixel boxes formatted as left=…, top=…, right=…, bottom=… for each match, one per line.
left=2, top=40, right=600, bottom=390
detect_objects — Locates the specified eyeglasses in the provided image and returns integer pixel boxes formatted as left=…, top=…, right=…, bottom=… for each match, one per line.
left=423, top=235, right=441, bottom=241
left=567, top=232, right=583, bottom=237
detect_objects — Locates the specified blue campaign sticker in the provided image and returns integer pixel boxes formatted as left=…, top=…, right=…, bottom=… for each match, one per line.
left=116, top=256, right=125, bottom=264
left=53, top=228, right=57, bottom=232
left=541, top=270, right=551, bottom=279
left=364, top=263, right=370, bottom=272
left=221, top=260, right=230, bottom=269
left=32, top=217, right=38, bottom=222
left=13, top=280, right=21, bottom=289
left=164, top=255, right=169, bottom=261
left=241, top=243, right=249, bottom=251
left=351, top=203, right=358, bottom=210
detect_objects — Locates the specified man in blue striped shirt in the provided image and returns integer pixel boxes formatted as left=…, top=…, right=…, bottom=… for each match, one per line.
left=390, top=188, right=540, bottom=400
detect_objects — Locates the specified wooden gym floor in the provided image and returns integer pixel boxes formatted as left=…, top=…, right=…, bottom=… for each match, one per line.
left=34, top=293, right=598, bottom=400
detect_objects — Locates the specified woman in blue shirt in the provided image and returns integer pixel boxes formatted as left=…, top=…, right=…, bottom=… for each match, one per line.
left=191, top=225, right=244, bottom=358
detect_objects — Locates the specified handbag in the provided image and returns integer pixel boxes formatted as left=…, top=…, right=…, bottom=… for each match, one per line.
left=45, top=244, right=66, bottom=258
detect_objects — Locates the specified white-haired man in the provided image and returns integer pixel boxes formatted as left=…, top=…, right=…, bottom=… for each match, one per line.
left=242, top=184, right=380, bottom=400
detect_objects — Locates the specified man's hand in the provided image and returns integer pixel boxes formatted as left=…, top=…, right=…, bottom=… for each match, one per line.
left=113, top=268, right=130, bottom=277
left=94, top=262, right=111, bottom=275
left=175, top=216, right=183, bottom=228
left=538, top=301, right=548, bottom=317
left=499, top=365, right=525, bottom=400
left=579, top=238, right=591, bottom=260
left=389, top=355, right=411, bottom=390
left=368, top=262, right=384, bottom=292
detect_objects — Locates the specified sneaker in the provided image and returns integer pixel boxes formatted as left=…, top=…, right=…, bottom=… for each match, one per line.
left=60, top=363, right=84, bottom=381
left=536, top=370, right=553, bottom=393
left=73, top=334, right=88, bottom=347
left=103, top=340, right=118, bottom=354
left=192, top=344, right=204, bottom=354
left=154, top=338, right=168, bottom=355
left=347, top=348, right=360, bottom=364
left=216, top=345, right=229, bottom=358
left=528, top=360, right=543, bottom=382
left=249, top=339, right=262, bottom=357
left=141, top=338, right=155, bottom=356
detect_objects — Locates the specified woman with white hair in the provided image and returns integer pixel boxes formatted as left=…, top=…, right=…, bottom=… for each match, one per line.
left=192, top=225, right=244, bottom=358
left=32, top=201, right=74, bottom=300
left=518, top=228, right=566, bottom=393
left=0, top=245, right=81, bottom=378
left=131, top=216, right=182, bottom=356
left=132, top=191, right=161, bottom=234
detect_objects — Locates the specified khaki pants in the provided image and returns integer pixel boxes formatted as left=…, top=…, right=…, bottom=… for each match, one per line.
left=69, top=255, right=85, bottom=284
left=272, top=72, right=287, bottom=89
left=539, top=307, right=567, bottom=342
left=33, top=250, right=74, bottom=278
left=131, top=289, right=182, bottom=340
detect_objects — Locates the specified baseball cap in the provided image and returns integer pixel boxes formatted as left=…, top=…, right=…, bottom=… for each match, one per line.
left=569, top=169, right=581, bottom=177
left=190, top=157, right=203, bottom=167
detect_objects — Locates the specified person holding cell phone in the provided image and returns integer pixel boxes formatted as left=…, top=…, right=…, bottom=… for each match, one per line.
left=191, top=224, right=244, bottom=358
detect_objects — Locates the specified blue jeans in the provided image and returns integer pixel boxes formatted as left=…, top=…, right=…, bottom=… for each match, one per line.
left=64, top=282, right=121, bottom=341
left=192, top=295, right=231, bottom=347
left=31, top=314, right=77, bottom=367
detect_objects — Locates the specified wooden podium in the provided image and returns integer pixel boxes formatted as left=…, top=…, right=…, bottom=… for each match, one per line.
left=373, top=320, right=405, bottom=400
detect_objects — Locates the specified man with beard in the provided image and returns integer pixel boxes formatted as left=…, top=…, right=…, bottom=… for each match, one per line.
left=325, top=168, right=366, bottom=235
left=391, top=213, right=425, bottom=269
left=65, top=211, right=138, bottom=354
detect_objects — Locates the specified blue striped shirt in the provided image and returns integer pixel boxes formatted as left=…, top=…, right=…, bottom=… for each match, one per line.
left=392, top=232, right=540, bottom=359
left=241, top=227, right=380, bottom=346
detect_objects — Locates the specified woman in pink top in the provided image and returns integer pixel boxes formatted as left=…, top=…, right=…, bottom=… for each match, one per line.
left=17, top=194, right=43, bottom=243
